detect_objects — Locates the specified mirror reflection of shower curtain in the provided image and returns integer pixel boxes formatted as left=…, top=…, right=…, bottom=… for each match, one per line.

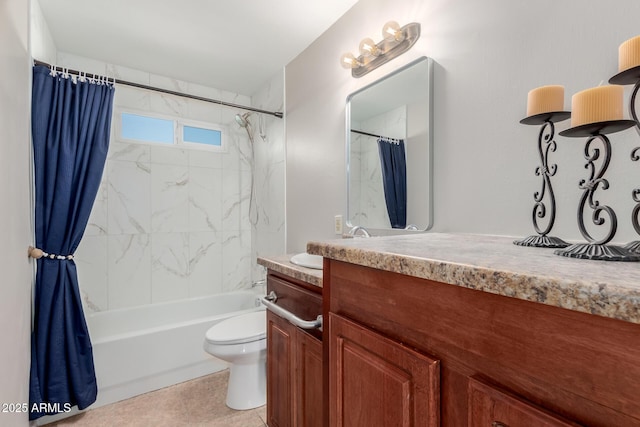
left=377, top=138, right=407, bottom=228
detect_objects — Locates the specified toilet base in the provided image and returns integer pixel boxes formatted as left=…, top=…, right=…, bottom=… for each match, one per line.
left=226, top=359, right=266, bottom=410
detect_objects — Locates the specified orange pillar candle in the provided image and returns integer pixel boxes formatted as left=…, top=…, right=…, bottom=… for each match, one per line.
left=526, top=85, right=564, bottom=117
left=618, top=35, right=640, bottom=72
left=570, top=85, right=623, bottom=128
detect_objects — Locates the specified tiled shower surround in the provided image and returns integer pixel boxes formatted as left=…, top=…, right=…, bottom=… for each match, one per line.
left=62, top=53, right=285, bottom=313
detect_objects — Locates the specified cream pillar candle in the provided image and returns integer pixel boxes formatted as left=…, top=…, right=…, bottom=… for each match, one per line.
left=570, top=85, right=623, bottom=128
left=526, top=85, right=564, bottom=117
left=618, top=35, right=640, bottom=72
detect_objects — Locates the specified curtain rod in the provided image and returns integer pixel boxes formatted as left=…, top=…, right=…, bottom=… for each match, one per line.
left=351, top=129, right=398, bottom=141
left=33, top=59, right=283, bottom=119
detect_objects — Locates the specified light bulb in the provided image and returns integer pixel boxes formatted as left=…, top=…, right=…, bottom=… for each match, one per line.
left=359, top=37, right=380, bottom=57
left=382, top=21, right=404, bottom=42
left=340, top=52, right=360, bottom=69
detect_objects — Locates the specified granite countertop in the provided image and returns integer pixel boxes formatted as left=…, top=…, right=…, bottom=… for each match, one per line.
left=306, top=233, right=640, bottom=325
left=257, top=254, right=323, bottom=288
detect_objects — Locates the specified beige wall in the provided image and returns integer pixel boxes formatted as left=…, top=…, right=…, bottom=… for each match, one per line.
left=285, top=0, right=640, bottom=251
left=0, top=0, right=34, bottom=425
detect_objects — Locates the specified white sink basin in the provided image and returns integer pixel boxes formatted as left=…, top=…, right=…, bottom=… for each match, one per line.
left=290, top=253, right=323, bottom=270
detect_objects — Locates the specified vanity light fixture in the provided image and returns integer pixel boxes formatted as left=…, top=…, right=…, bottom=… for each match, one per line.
left=340, top=21, right=421, bottom=78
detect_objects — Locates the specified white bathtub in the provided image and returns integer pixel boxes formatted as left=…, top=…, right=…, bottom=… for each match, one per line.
left=88, top=290, right=265, bottom=409
left=38, top=290, right=266, bottom=425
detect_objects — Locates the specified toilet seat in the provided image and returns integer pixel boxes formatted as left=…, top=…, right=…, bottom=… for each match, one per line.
left=205, top=311, right=266, bottom=345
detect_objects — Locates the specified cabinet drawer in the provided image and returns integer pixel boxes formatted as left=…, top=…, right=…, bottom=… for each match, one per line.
left=267, top=274, right=322, bottom=340
left=468, top=377, right=582, bottom=427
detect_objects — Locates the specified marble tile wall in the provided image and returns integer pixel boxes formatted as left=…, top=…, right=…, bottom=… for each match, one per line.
left=349, top=106, right=406, bottom=229
left=60, top=53, right=284, bottom=312
left=250, top=72, right=286, bottom=282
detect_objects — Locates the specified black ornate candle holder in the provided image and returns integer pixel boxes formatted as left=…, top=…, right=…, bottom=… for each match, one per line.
left=514, top=112, right=570, bottom=248
left=610, top=65, right=640, bottom=253
left=555, top=120, right=640, bottom=261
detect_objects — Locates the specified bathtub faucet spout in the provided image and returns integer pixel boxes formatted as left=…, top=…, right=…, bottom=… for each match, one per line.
left=252, top=279, right=266, bottom=288
left=252, top=279, right=267, bottom=307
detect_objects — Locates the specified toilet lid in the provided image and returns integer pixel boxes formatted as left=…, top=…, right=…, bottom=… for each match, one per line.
left=205, top=311, right=266, bottom=345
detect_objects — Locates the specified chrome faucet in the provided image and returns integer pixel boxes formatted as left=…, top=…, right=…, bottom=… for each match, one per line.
left=404, top=224, right=419, bottom=230
left=348, top=225, right=371, bottom=238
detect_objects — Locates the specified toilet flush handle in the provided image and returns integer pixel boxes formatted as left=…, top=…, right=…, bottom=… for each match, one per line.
left=261, top=291, right=323, bottom=331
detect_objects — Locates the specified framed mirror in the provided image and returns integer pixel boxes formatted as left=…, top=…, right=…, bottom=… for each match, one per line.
left=346, top=56, right=434, bottom=233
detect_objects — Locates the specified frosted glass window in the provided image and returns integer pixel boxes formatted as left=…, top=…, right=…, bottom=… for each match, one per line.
left=121, top=113, right=174, bottom=144
left=183, top=126, right=222, bottom=146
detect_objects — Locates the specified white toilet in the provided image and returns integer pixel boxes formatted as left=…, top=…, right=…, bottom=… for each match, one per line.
left=203, top=310, right=267, bottom=410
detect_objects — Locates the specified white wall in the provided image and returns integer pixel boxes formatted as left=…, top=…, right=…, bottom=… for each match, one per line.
left=286, top=0, right=640, bottom=251
left=30, top=0, right=55, bottom=64
left=0, top=0, right=33, bottom=425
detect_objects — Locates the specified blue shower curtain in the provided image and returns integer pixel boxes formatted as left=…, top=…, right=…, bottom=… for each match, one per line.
left=378, top=138, right=407, bottom=228
left=29, top=66, right=114, bottom=420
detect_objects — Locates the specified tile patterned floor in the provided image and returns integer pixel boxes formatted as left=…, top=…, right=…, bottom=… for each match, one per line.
left=47, top=370, right=266, bottom=427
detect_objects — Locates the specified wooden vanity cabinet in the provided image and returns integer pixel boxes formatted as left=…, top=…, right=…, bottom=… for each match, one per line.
left=324, top=259, right=640, bottom=427
left=266, top=272, right=323, bottom=427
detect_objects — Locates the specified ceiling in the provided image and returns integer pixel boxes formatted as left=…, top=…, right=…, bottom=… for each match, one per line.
left=38, top=0, right=358, bottom=96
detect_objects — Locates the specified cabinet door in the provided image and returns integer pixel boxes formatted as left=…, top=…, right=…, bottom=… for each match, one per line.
left=266, top=273, right=323, bottom=427
left=295, top=329, right=323, bottom=427
left=267, top=310, right=294, bottom=427
left=329, top=313, right=440, bottom=427
left=468, top=377, right=582, bottom=427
